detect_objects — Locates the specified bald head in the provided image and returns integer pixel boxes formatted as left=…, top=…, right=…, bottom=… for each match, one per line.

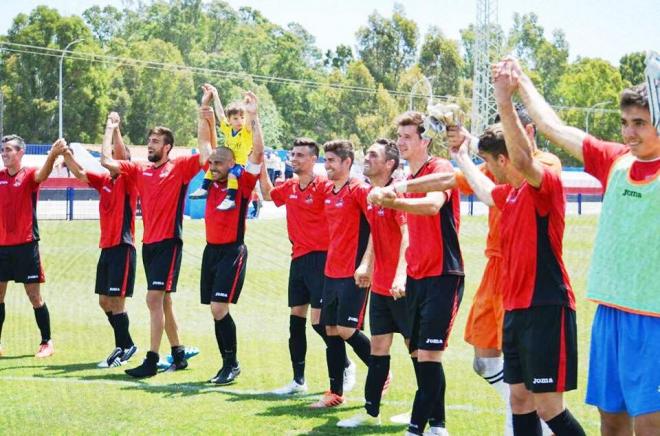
left=208, top=147, right=237, bottom=182
left=209, top=147, right=235, bottom=163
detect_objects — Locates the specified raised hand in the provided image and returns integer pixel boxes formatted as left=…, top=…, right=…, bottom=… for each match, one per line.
left=492, top=60, right=519, bottom=103
left=243, top=91, right=258, bottom=115
left=50, top=138, right=68, bottom=156
left=106, top=112, right=120, bottom=130
left=200, top=84, right=214, bottom=107
left=449, top=134, right=471, bottom=163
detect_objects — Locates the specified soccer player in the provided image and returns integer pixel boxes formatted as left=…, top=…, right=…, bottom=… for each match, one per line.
left=451, top=60, right=585, bottom=436
left=62, top=112, right=138, bottom=368
left=337, top=138, right=411, bottom=428
left=0, top=135, right=66, bottom=358
left=101, top=93, right=213, bottom=378
left=509, top=56, right=660, bottom=435
left=369, top=112, right=464, bottom=436
left=199, top=90, right=264, bottom=385
left=309, top=139, right=372, bottom=409
left=259, top=138, right=355, bottom=395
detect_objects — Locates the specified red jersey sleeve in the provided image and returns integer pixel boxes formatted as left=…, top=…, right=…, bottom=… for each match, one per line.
left=269, top=181, right=290, bottom=207
left=529, top=167, right=562, bottom=217
left=25, top=167, right=40, bottom=190
left=492, top=184, right=511, bottom=210
left=428, top=158, right=455, bottom=198
left=239, top=172, right=258, bottom=197
left=118, top=161, right=139, bottom=183
left=174, top=155, right=204, bottom=183
left=86, top=171, right=108, bottom=192
left=351, top=183, right=370, bottom=213
left=582, top=135, right=628, bottom=188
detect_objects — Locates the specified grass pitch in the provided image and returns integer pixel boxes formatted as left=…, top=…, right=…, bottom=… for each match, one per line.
left=0, top=216, right=600, bottom=435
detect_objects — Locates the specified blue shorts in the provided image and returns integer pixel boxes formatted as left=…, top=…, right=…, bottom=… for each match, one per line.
left=229, top=164, right=244, bottom=178
left=586, top=304, right=660, bottom=417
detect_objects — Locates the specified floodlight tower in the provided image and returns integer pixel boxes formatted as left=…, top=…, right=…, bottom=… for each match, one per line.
left=471, top=0, right=499, bottom=136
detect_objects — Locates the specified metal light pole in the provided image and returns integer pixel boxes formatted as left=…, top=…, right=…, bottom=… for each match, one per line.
left=58, top=39, right=83, bottom=139
left=585, top=101, right=611, bottom=135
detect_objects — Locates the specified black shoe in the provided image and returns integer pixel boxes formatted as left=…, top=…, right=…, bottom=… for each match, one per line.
left=209, top=363, right=241, bottom=385
left=165, top=346, right=188, bottom=372
left=120, top=345, right=138, bottom=363
left=125, top=351, right=159, bottom=378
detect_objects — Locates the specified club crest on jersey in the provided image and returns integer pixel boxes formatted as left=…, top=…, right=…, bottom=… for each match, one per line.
left=377, top=208, right=385, bottom=216
left=159, top=171, right=170, bottom=178
left=103, top=186, right=112, bottom=193
left=304, top=195, right=313, bottom=204
left=335, top=200, right=344, bottom=208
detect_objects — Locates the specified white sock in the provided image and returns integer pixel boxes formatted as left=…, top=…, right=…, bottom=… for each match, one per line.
left=474, top=357, right=512, bottom=436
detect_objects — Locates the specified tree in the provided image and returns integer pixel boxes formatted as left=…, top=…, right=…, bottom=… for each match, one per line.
left=619, top=52, right=646, bottom=86
left=419, top=27, right=464, bottom=97
left=82, top=5, right=123, bottom=47
left=355, top=4, right=418, bottom=90
left=324, top=44, right=353, bottom=71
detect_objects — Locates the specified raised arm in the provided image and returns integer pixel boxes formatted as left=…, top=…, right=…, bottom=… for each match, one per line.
left=206, top=83, right=226, bottom=126
left=451, top=136, right=495, bottom=206
left=111, top=113, right=130, bottom=161
left=258, top=164, right=274, bottom=200
left=35, top=138, right=66, bottom=184
left=62, top=148, right=88, bottom=184
left=245, top=91, right=264, bottom=166
left=100, top=113, right=122, bottom=176
left=508, top=57, right=587, bottom=162
left=197, top=84, right=216, bottom=166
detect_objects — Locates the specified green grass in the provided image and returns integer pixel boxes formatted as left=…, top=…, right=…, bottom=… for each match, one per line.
left=0, top=216, right=601, bottom=435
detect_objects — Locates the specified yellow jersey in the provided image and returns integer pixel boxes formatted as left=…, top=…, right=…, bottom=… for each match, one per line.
left=219, top=119, right=253, bottom=166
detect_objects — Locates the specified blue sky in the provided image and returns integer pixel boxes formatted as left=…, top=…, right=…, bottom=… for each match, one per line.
left=1, top=0, right=658, bottom=65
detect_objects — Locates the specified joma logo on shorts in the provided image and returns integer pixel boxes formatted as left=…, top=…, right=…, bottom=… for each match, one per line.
left=425, top=338, right=443, bottom=344
left=532, top=377, right=554, bottom=384
left=622, top=189, right=642, bottom=198
left=152, top=281, right=164, bottom=286
left=348, top=316, right=358, bottom=322
left=109, top=287, right=120, bottom=292
left=26, top=275, right=39, bottom=280
left=214, top=292, right=227, bottom=297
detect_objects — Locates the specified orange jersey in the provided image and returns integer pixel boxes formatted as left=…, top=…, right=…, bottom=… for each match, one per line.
left=454, top=150, right=562, bottom=259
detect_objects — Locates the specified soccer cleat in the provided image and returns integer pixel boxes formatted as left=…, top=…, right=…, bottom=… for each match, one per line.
left=337, top=413, right=381, bottom=428
left=189, top=188, right=208, bottom=199
left=164, top=346, right=188, bottom=372
left=427, top=427, right=450, bottom=436
left=158, top=346, right=199, bottom=369
left=309, top=391, right=345, bottom=409
left=209, top=363, right=241, bottom=385
left=390, top=411, right=411, bottom=424
left=382, top=370, right=393, bottom=395
left=120, top=345, right=138, bottom=364
left=35, top=340, right=54, bottom=358
left=217, top=198, right=236, bottom=211
left=125, top=352, right=159, bottom=378
left=97, top=347, right=124, bottom=368
left=271, top=380, right=308, bottom=395
left=343, top=359, right=356, bottom=392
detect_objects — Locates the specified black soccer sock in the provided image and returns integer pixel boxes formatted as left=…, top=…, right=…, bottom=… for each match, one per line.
left=113, top=313, right=134, bottom=349
left=201, top=178, right=211, bottom=191
left=226, top=188, right=237, bottom=201
left=217, top=313, right=237, bottom=366
left=364, top=354, right=390, bottom=417
left=313, top=323, right=351, bottom=369
left=411, top=356, right=421, bottom=384
left=33, top=303, right=51, bottom=343
left=428, top=362, right=447, bottom=428
left=214, top=318, right=226, bottom=360
left=110, top=314, right=121, bottom=348
left=408, top=361, right=442, bottom=435
left=0, top=302, right=6, bottom=341
left=513, top=411, right=542, bottom=436
left=289, top=315, right=307, bottom=384
left=545, top=409, right=586, bottom=436
left=105, top=310, right=113, bottom=324
left=326, top=335, right=346, bottom=396
left=345, top=329, right=371, bottom=366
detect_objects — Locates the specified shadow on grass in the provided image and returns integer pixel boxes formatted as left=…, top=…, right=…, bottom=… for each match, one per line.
left=40, top=362, right=99, bottom=374
left=302, top=416, right=404, bottom=435
left=0, top=354, right=34, bottom=360
left=118, top=379, right=219, bottom=398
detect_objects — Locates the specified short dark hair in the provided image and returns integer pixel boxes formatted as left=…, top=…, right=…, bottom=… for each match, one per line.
left=1, top=135, right=26, bottom=151
left=323, top=139, right=354, bottom=165
left=226, top=102, right=245, bottom=118
left=374, top=138, right=400, bottom=175
left=478, top=123, right=508, bottom=158
left=620, top=83, right=649, bottom=111
left=293, top=137, right=320, bottom=157
left=395, top=111, right=426, bottom=137
left=494, top=102, right=533, bottom=126
left=148, top=126, right=174, bottom=148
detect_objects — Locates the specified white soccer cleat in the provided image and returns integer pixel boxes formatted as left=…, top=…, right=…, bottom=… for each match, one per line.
left=391, top=411, right=411, bottom=424
left=189, top=188, right=208, bottom=199
left=337, top=413, right=381, bottom=428
left=271, top=380, right=308, bottom=395
left=426, top=426, right=450, bottom=435
left=97, top=347, right=124, bottom=368
left=343, top=359, right=357, bottom=392
left=217, top=198, right=236, bottom=211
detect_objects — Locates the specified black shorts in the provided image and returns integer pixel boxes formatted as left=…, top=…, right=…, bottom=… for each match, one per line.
left=0, top=241, right=44, bottom=284
left=200, top=243, right=248, bottom=305
left=369, top=292, right=411, bottom=338
left=142, top=238, right=183, bottom=292
left=95, top=244, right=136, bottom=297
left=407, top=275, right=464, bottom=352
left=321, top=276, right=369, bottom=329
left=288, top=251, right=326, bottom=309
left=503, top=305, right=578, bottom=393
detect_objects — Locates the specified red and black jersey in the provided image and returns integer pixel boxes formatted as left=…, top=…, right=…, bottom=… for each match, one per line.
left=0, top=167, right=40, bottom=246
left=583, top=135, right=660, bottom=186
left=87, top=171, right=138, bottom=248
left=405, top=157, right=463, bottom=279
left=205, top=171, right=258, bottom=244
left=492, top=167, right=576, bottom=311
left=270, top=176, right=330, bottom=258
left=323, top=178, right=371, bottom=279
left=119, top=155, right=202, bottom=244
left=354, top=183, right=407, bottom=296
